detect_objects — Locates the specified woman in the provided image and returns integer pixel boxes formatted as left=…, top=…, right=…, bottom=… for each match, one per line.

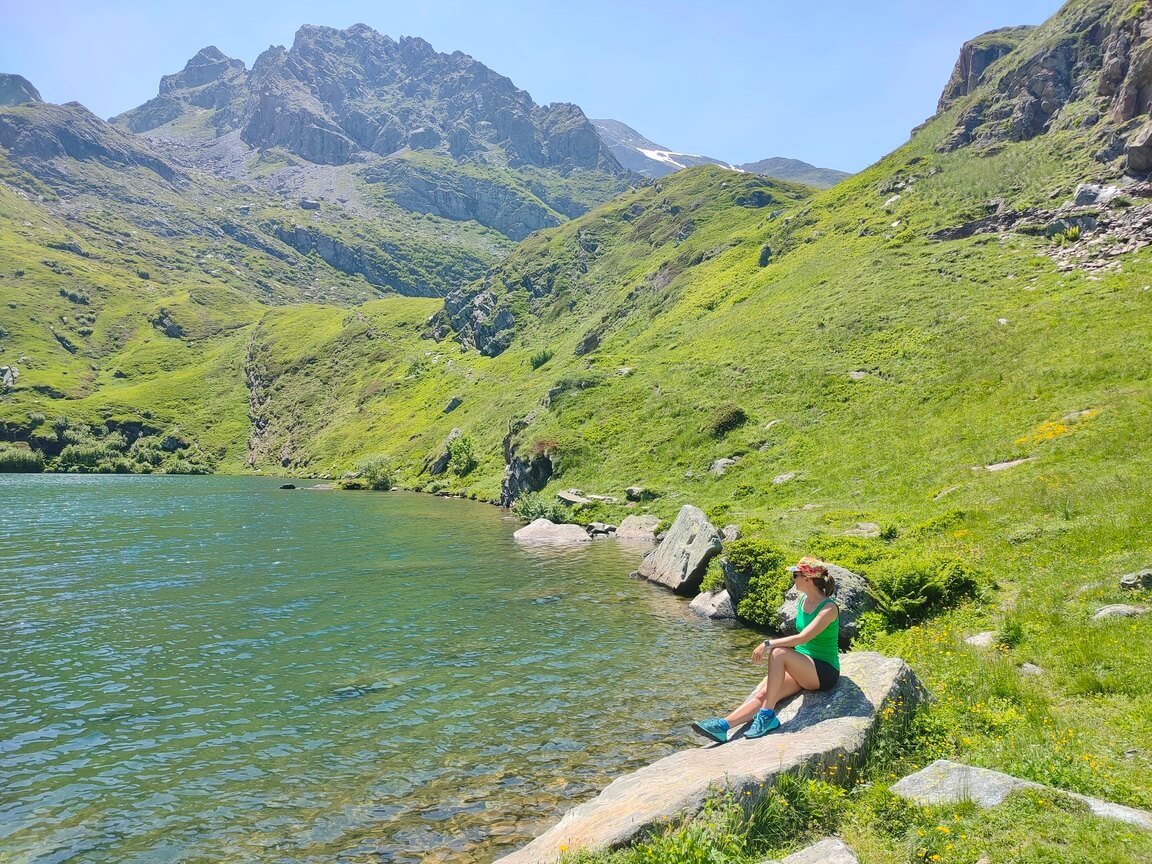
left=691, top=556, right=840, bottom=743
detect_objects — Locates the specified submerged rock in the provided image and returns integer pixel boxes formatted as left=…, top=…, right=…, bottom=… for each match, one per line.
left=689, top=589, right=735, bottom=621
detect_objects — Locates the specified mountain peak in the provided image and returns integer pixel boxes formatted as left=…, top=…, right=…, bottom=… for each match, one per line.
left=158, top=45, right=245, bottom=95
left=0, top=73, right=43, bottom=107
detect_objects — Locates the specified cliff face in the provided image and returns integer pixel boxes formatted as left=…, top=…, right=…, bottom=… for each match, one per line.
left=113, top=24, right=624, bottom=176
left=934, top=0, right=1152, bottom=168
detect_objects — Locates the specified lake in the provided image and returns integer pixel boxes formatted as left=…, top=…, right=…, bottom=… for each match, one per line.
left=0, top=474, right=757, bottom=863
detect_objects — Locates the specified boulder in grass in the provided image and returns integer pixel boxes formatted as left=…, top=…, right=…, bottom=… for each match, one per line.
left=1091, top=604, right=1148, bottom=620
left=689, top=589, right=736, bottom=621
left=1120, top=569, right=1152, bottom=591
left=635, top=504, right=722, bottom=595
left=513, top=519, right=591, bottom=544
left=768, top=837, right=858, bottom=864
left=775, top=564, right=874, bottom=647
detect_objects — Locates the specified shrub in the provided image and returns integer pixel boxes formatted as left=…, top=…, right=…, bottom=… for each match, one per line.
left=700, top=556, right=725, bottom=593
left=0, top=444, right=44, bottom=473
left=868, top=552, right=981, bottom=628
left=355, top=454, right=395, bottom=490
left=730, top=538, right=789, bottom=626
left=529, top=348, right=553, bottom=369
left=511, top=491, right=564, bottom=523
left=57, top=442, right=116, bottom=472
left=447, top=435, right=477, bottom=476
left=707, top=402, right=747, bottom=437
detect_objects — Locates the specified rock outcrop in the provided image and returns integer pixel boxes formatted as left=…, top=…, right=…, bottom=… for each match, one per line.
left=635, top=505, right=722, bottom=595
left=892, top=760, right=1152, bottom=831
left=496, top=653, right=925, bottom=863
left=0, top=73, right=43, bottom=107
left=614, top=514, right=661, bottom=542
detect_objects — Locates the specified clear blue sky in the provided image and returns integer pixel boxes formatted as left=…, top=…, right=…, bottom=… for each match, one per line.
left=1, top=0, right=1062, bottom=172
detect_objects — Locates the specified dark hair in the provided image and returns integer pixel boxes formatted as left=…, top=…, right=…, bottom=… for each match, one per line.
left=811, top=571, right=836, bottom=597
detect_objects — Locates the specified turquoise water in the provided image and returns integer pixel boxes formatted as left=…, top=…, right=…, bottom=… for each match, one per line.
left=0, top=475, right=758, bottom=863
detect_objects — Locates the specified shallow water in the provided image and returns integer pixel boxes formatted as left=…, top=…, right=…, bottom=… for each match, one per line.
left=0, top=475, right=758, bottom=863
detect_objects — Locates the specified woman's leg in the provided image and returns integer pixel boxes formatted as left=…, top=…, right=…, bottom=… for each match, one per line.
left=761, top=647, right=820, bottom=711
left=724, top=670, right=801, bottom=727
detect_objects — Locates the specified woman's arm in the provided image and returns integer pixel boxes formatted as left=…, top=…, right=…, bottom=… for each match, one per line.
left=752, top=604, right=839, bottom=661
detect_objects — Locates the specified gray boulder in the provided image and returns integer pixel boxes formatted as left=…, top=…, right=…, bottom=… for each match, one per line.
left=512, top=519, right=591, bottom=544
left=689, top=589, right=736, bottom=621
left=1092, top=604, right=1148, bottom=620
left=495, top=653, right=925, bottom=864
left=1120, top=568, right=1152, bottom=590
left=1073, top=183, right=1121, bottom=206
left=615, top=514, right=660, bottom=542
left=776, top=564, right=874, bottom=646
left=1127, top=119, right=1152, bottom=174
left=771, top=837, right=858, bottom=864
left=635, top=505, right=722, bottom=595
left=710, top=457, right=737, bottom=476
left=721, top=524, right=741, bottom=542
left=892, top=760, right=1152, bottom=831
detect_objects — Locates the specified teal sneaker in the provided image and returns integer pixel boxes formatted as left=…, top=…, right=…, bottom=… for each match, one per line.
left=744, top=711, right=781, bottom=739
left=690, top=718, right=730, bottom=744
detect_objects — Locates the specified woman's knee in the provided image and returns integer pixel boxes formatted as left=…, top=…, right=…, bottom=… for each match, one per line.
left=770, top=646, right=790, bottom=661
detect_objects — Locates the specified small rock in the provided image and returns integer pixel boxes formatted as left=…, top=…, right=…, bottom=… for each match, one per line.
left=443, top=395, right=463, bottom=413
left=883, top=194, right=901, bottom=208
left=966, top=631, right=997, bottom=648
left=587, top=522, right=613, bottom=536
left=710, top=457, right=738, bottom=476
left=587, top=494, right=619, bottom=503
left=689, top=589, right=736, bottom=621
left=615, top=367, right=634, bottom=376
left=278, top=483, right=296, bottom=490
left=763, top=419, right=782, bottom=430
left=721, top=524, right=741, bottom=542
left=848, top=370, right=869, bottom=380
left=1018, top=662, right=1044, bottom=676
left=772, top=471, right=796, bottom=485
left=299, top=199, right=321, bottom=210
left=557, top=490, right=592, bottom=505
left=778, top=837, right=858, bottom=864
left=1120, top=569, right=1152, bottom=591
left=997, top=317, right=1009, bottom=325
left=934, top=486, right=959, bottom=499
left=980, top=456, right=1036, bottom=472
left=1074, top=183, right=1121, bottom=206
left=625, top=486, right=652, bottom=501
left=1092, top=604, right=1149, bottom=620
left=843, top=522, right=881, bottom=539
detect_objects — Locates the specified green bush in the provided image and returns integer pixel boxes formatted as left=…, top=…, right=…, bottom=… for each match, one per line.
left=700, top=556, right=725, bottom=592
left=355, top=455, right=395, bottom=490
left=57, top=442, right=117, bottom=472
left=729, top=538, right=789, bottom=626
left=511, top=491, right=565, bottom=523
left=447, top=435, right=477, bottom=476
left=0, top=444, right=44, bottom=473
left=707, top=402, right=748, bottom=437
left=529, top=348, right=553, bottom=369
left=869, top=552, right=981, bottom=629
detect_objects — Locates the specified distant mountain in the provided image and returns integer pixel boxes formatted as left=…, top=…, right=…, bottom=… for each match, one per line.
left=735, top=156, right=851, bottom=188
left=0, top=73, right=42, bottom=107
left=591, top=118, right=850, bottom=188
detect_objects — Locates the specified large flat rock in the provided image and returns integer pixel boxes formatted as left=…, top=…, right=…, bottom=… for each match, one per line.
left=496, top=653, right=924, bottom=863
left=891, top=760, right=1152, bottom=831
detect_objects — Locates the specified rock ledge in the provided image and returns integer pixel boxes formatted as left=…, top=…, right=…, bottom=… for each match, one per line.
left=496, top=652, right=924, bottom=863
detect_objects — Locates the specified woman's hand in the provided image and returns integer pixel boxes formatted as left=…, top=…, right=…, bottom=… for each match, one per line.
left=752, top=641, right=768, bottom=663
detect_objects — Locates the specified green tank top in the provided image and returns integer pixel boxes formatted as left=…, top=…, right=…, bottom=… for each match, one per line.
left=794, top=597, right=840, bottom=670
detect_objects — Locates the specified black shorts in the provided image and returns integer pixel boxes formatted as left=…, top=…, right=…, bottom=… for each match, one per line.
left=812, top=658, right=840, bottom=691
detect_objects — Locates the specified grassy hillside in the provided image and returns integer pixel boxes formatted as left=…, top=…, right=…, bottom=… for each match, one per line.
left=2, top=0, right=1152, bottom=859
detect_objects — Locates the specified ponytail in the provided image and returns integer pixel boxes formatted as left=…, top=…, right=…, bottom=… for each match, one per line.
left=812, top=572, right=836, bottom=597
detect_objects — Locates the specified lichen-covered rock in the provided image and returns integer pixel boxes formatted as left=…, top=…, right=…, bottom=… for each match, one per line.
left=635, top=505, right=722, bottom=595
left=1092, top=603, right=1149, bottom=620
left=1120, top=568, right=1152, bottom=590
left=496, top=653, right=925, bottom=863
left=774, top=837, right=859, bottom=864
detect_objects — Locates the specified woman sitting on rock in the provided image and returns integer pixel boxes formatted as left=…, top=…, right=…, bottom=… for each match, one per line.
left=692, top=556, right=840, bottom=742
